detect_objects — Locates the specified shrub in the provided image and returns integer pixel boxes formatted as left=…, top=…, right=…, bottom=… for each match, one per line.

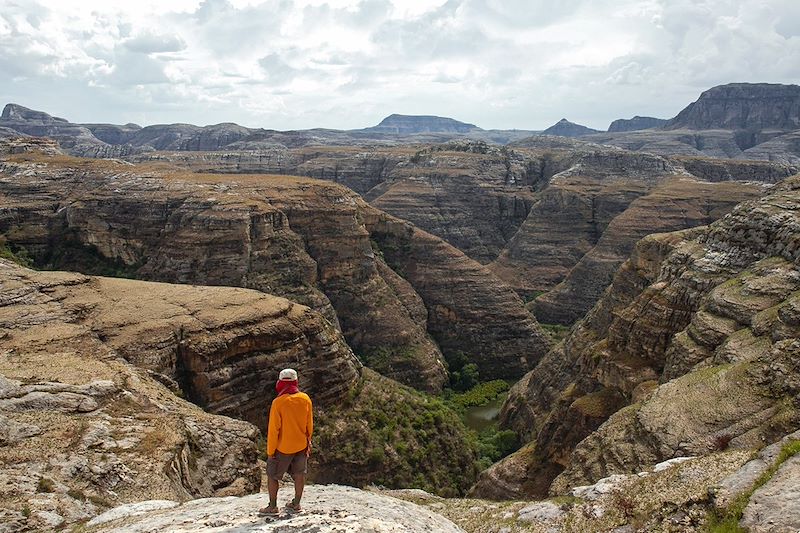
left=37, top=477, right=55, bottom=493
left=446, top=380, right=510, bottom=411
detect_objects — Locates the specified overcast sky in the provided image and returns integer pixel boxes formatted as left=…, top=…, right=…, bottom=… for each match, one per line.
left=1, top=0, right=798, bottom=131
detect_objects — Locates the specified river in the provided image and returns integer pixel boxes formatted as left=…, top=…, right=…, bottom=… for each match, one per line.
left=463, top=393, right=507, bottom=432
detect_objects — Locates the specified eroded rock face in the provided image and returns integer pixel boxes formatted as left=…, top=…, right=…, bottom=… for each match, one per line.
left=665, top=83, right=800, bottom=131
left=740, top=454, right=800, bottom=533
left=0, top=261, right=265, bottom=530
left=476, top=172, right=800, bottom=499
left=0, top=104, right=110, bottom=153
left=532, top=177, right=767, bottom=324
left=490, top=148, right=776, bottom=310
left=366, top=214, right=551, bottom=381
left=607, top=116, right=667, bottom=133
left=0, top=143, right=547, bottom=389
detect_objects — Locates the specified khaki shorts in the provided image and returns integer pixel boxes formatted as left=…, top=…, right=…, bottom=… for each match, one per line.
left=267, top=450, right=308, bottom=480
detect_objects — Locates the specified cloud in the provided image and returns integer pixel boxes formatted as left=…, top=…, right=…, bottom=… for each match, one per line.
left=124, top=32, right=186, bottom=54
left=0, top=0, right=798, bottom=130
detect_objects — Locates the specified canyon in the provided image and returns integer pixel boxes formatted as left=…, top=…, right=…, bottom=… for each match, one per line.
left=2, top=81, right=800, bottom=532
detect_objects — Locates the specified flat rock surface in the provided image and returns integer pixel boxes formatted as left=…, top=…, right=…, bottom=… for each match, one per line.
left=89, top=485, right=465, bottom=532
left=741, top=454, right=800, bottom=533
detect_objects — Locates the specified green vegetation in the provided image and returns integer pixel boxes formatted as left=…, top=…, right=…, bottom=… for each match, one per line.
left=314, top=369, right=480, bottom=497
left=442, top=378, right=521, bottom=471
left=539, top=322, right=571, bottom=343
left=1, top=232, right=141, bottom=278
left=36, top=477, right=55, bottom=493
left=0, top=238, right=34, bottom=267
left=444, top=379, right=509, bottom=411
left=473, top=427, right=520, bottom=470
left=523, top=290, right=544, bottom=303
left=445, top=351, right=480, bottom=391
left=356, top=345, right=418, bottom=376
left=37, top=235, right=141, bottom=278
left=706, top=439, right=800, bottom=532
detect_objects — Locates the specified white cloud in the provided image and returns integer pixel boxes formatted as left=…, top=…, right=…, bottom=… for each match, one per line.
left=0, top=0, right=798, bottom=130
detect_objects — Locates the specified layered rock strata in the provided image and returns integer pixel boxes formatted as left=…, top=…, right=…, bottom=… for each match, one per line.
left=607, top=116, right=667, bottom=132
left=473, top=171, right=800, bottom=499
left=0, top=260, right=265, bottom=529
left=0, top=143, right=549, bottom=389
left=532, top=177, right=767, bottom=324
left=665, top=82, right=800, bottom=131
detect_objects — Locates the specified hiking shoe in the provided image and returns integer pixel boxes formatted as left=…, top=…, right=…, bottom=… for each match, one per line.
left=258, top=506, right=279, bottom=516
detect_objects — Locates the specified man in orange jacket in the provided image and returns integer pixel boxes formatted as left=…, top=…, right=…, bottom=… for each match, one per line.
left=259, top=368, right=313, bottom=515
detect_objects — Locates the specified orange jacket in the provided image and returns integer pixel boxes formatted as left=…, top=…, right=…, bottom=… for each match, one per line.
left=267, top=392, right=313, bottom=456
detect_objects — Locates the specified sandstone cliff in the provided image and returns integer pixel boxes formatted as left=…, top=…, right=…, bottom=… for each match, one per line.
left=0, top=141, right=549, bottom=389
left=361, top=114, right=479, bottom=135
left=607, top=116, right=667, bottom=132
left=0, top=257, right=486, bottom=529
left=0, top=260, right=265, bottom=529
left=665, top=82, right=800, bottom=131
left=473, top=171, right=800, bottom=501
left=532, top=177, right=767, bottom=324
left=130, top=142, right=541, bottom=265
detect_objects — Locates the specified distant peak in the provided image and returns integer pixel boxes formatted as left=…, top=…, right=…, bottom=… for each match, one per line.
left=541, top=118, right=600, bottom=138
left=368, top=113, right=479, bottom=134
left=1, top=103, right=68, bottom=123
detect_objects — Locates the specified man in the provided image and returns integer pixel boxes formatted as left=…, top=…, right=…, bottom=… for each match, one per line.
left=259, top=368, right=313, bottom=516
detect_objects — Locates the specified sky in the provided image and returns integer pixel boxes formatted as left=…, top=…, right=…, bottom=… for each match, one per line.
left=1, top=0, right=799, bottom=131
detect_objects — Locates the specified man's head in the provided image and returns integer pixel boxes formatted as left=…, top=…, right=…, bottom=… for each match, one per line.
left=276, top=368, right=300, bottom=396
left=279, top=368, right=298, bottom=382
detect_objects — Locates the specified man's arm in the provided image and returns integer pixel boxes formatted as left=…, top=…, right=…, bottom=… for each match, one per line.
left=267, top=400, right=280, bottom=457
left=306, top=399, right=314, bottom=456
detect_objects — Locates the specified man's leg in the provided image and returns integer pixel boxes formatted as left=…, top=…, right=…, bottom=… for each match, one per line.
left=286, top=453, right=307, bottom=510
left=292, top=473, right=305, bottom=503
left=260, top=456, right=282, bottom=514
left=268, top=476, right=279, bottom=507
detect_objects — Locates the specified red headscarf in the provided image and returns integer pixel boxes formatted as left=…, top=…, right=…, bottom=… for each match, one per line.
left=276, top=379, right=299, bottom=396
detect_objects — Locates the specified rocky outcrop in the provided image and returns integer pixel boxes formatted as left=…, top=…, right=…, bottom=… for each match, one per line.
left=361, top=114, right=478, bottom=135
left=416, top=454, right=754, bottom=532
left=541, top=118, right=601, bottom=137
left=0, top=104, right=108, bottom=152
left=475, top=171, right=800, bottom=499
left=583, top=128, right=747, bottom=158
left=85, top=485, right=465, bottom=532
left=740, top=455, right=800, bottom=532
left=607, top=116, right=667, bottom=132
left=132, top=142, right=541, bottom=265
left=675, top=155, right=797, bottom=182
left=665, top=82, right=800, bottom=131
left=741, top=130, right=800, bottom=166
left=82, top=123, right=142, bottom=145
left=0, top=260, right=265, bottom=530
left=366, top=143, right=539, bottom=263
left=0, top=149, right=442, bottom=391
